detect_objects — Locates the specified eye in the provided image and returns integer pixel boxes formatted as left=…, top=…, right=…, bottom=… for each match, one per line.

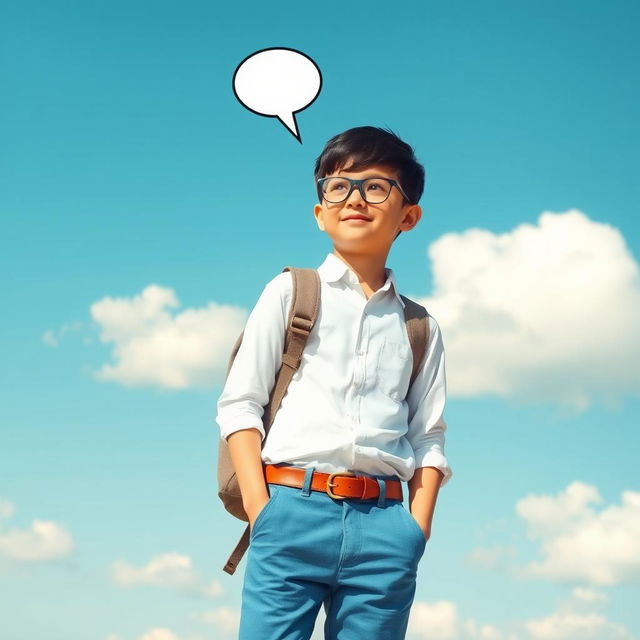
left=366, top=179, right=389, bottom=192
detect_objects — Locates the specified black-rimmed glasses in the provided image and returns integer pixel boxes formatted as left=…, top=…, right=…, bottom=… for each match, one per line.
left=317, top=177, right=410, bottom=205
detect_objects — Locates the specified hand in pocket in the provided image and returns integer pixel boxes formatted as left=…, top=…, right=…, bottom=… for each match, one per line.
left=247, top=496, right=272, bottom=530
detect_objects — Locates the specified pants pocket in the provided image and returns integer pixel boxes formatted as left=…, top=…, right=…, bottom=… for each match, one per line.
left=249, top=485, right=282, bottom=542
left=397, top=503, right=427, bottom=554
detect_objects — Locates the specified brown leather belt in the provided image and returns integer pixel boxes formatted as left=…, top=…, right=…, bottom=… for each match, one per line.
left=264, top=464, right=403, bottom=501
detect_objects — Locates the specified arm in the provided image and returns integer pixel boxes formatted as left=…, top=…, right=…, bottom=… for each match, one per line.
left=215, top=273, right=291, bottom=525
left=226, top=428, right=270, bottom=527
left=405, top=315, right=452, bottom=538
left=407, top=466, right=444, bottom=540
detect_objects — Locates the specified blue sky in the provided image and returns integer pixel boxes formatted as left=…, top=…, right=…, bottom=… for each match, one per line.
left=1, top=1, right=639, bottom=639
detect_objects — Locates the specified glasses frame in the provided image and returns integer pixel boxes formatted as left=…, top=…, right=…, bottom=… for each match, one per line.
left=317, top=176, right=411, bottom=205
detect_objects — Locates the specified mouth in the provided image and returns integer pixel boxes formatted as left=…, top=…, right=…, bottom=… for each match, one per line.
left=342, top=215, right=372, bottom=222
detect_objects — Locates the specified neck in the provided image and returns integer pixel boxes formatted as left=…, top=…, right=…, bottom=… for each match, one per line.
left=332, top=248, right=388, bottom=289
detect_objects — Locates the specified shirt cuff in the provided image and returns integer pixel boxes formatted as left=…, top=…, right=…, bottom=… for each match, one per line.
left=216, top=415, right=266, bottom=442
left=413, top=448, right=452, bottom=487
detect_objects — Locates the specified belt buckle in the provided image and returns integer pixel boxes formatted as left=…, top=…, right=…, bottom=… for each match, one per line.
left=326, top=471, right=357, bottom=499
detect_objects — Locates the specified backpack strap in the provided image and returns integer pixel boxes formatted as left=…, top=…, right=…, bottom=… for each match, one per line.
left=400, top=294, right=430, bottom=389
left=224, top=266, right=320, bottom=575
left=261, top=267, right=321, bottom=432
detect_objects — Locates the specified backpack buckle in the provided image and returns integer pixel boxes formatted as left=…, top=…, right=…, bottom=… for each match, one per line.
left=326, top=471, right=356, bottom=499
left=290, top=315, right=313, bottom=335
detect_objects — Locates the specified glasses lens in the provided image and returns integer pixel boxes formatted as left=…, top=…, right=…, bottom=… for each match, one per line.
left=321, top=178, right=392, bottom=203
left=362, top=178, right=391, bottom=203
left=322, top=177, right=351, bottom=202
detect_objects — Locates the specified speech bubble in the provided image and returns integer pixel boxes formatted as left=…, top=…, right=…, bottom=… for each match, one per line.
left=232, top=47, right=322, bottom=143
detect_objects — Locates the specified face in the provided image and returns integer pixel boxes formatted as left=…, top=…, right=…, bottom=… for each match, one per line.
left=313, top=163, right=422, bottom=254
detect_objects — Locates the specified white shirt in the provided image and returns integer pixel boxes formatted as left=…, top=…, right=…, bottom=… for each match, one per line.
left=215, top=252, right=452, bottom=486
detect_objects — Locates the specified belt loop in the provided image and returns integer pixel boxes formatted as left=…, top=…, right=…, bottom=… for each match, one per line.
left=301, top=466, right=314, bottom=497
left=376, top=478, right=386, bottom=508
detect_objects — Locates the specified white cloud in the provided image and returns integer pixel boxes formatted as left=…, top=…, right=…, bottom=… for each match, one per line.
left=567, top=587, right=608, bottom=606
left=408, top=600, right=459, bottom=639
left=0, top=499, right=15, bottom=520
left=111, top=552, right=224, bottom=598
left=107, top=631, right=208, bottom=640
left=516, top=482, right=640, bottom=585
left=199, top=603, right=327, bottom=639
left=90, top=284, right=246, bottom=389
left=523, top=611, right=633, bottom=640
left=418, top=210, right=640, bottom=411
left=42, top=321, right=83, bottom=347
left=407, top=600, right=518, bottom=640
left=138, top=629, right=181, bottom=640
left=406, top=593, right=633, bottom=640
left=200, top=607, right=240, bottom=635
left=461, top=619, right=506, bottom=640
left=0, top=515, right=74, bottom=561
left=549, top=586, right=609, bottom=620
left=466, top=544, right=518, bottom=571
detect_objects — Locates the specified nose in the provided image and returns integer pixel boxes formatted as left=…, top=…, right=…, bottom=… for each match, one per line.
left=345, top=182, right=366, bottom=205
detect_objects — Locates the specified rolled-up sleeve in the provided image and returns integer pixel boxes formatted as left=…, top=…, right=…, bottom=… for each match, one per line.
left=405, top=314, right=452, bottom=487
left=215, top=272, right=290, bottom=442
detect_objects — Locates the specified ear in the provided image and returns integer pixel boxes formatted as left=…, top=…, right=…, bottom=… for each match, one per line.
left=400, top=204, right=422, bottom=231
left=314, top=204, right=326, bottom=231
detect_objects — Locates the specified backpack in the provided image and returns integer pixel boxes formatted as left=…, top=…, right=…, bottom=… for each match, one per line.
left=217, top=266, right=430, bottom=574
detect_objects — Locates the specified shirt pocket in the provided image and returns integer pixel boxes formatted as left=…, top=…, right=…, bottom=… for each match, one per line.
left=375, top=337, right=412, bottom=403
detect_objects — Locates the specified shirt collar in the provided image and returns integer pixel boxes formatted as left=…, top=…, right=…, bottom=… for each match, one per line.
left=316, top=252, right=405, bottom=309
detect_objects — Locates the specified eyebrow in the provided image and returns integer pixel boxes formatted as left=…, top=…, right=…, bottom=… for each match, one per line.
left=330, top=172, right=395, bottom=180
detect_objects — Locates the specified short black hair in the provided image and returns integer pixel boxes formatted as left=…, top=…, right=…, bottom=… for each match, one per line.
left=313, top=126, right=425, bottom=241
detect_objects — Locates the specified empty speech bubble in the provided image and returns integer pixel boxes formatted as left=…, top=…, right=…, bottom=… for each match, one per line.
left=232, top=47, right=322, bottom=143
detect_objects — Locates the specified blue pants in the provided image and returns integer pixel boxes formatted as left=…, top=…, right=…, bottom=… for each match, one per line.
left=239, top=466, right=427, bottom=639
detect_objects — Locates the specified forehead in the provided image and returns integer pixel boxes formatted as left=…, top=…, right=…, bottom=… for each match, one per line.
left=328, top=162, right=399, bottom=181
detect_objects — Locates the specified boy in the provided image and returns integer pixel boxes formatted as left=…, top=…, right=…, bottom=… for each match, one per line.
left=216, top=125, right=452, bottom=640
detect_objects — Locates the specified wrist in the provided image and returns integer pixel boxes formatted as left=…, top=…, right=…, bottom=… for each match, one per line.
left=243, top=491, right=270, bottom=512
